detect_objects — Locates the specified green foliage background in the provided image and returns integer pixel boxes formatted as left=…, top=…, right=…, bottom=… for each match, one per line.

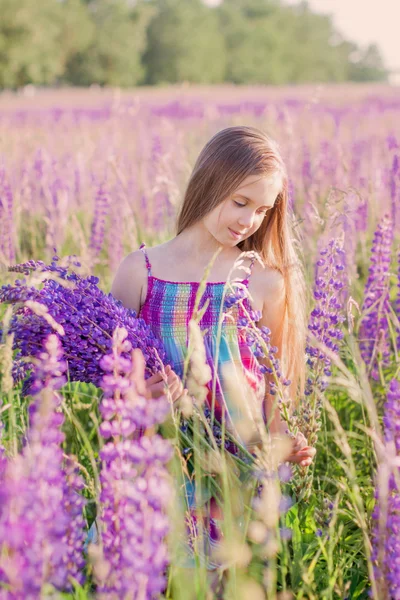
left=0, top=0, right=388, bottom=89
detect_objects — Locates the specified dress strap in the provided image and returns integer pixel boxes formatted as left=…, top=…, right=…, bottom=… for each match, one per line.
left=139, top=242, right=152, bottom=276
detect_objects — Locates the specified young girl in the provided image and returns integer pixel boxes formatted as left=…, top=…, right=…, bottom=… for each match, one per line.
left=111, top=125, right=316, bottom=577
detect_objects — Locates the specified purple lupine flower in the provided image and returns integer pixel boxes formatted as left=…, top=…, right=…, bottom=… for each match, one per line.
left=355, top=198, right=368, bottom=234
left=107, top=203, right=124, bottom=274
left=44, top=170, right=71, bottom=253
left=315, top=497, right=335, bottom=534
left=306, top=238, right=346, bottom=392
left=0, top=168, right=15, bottom=264
left=383, top=378, right=400, bottom=452
left=89, top=183, right=110, bottom=259
left=91, top=327, right=173, bottom=599
left=396, top=247, right=400, bottom=350
left=294, top=239, right=347, bottom=451
left=0, top=334, right=86, bottom=596
left=359, top=214, right=393, bottom=380
left=387, top=135, right=399, bottom=151
left=301, top=141, right=313, bottom=197
left=0, top=256, right=169, bottom=394
left=0, top=419, right=6, bottom=482
left=62, top=456, right=87, bottom=587
left=389, top=153, right=399, bottom=230
left=371, top=379, right=400, bottom=600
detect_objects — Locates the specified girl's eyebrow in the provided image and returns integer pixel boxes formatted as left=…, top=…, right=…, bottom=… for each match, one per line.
left=236, top=193, right=273, bottom=210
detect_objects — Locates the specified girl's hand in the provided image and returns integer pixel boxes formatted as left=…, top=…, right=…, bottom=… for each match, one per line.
left=163, top=365, right=188, bottom=404
left=145, top=365, right=188, bottom=404
left=145, top=371, right=166, bottom=399
left=287, top=431, right=316, bottom=467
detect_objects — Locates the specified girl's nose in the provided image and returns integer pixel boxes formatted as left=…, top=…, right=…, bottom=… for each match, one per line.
left=238, top=213, right=254, bottom=228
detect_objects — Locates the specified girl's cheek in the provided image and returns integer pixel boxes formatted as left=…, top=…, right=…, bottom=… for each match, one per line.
left=250, top=219, right=263, bottom=233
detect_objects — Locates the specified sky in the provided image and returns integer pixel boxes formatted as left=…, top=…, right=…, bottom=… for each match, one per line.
left=204, top=0, right=400, bottom=71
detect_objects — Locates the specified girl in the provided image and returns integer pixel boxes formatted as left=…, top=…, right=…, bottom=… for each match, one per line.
left=111, top=126, right=316, bottom=578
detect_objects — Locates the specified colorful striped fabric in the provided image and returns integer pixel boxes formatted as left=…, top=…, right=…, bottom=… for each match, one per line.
left=138, top=242, right=266, bottom=569
left=138, top=243, right=266, bottom=423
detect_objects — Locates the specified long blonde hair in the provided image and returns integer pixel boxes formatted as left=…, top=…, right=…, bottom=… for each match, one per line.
left=176, top=126, right=306, bottom=402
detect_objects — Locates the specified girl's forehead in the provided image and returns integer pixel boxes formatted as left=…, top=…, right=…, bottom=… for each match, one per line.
left=235, top=172, right=282, bottom=193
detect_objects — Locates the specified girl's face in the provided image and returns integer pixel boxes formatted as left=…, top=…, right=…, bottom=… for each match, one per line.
left=203, top=172, right=282, bottom=246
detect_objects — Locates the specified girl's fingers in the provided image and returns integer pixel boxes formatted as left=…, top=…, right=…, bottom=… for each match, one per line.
left=292, top=445, right=315, bottom=455
left=147, top=381, right=166, bottom=398
left=172, top=389, right=187, bottom=405
left=288, top=455, right=313, bottom=465
left=166, top=370, right=184, bottom=396
left=169, top=380, right=184, bottom=402
left=167, top=369, right=180, bottom=384
left=146, top=372, right=164, bottom=385
left=291, top=433, right=308, bottom=452
left=295, top=448, right=316, bottom=459
left=287, top=447, right=316, bottom=464
left=146, top=366, right=172, bottom=386
left=146, top=367, right=185, bottom=401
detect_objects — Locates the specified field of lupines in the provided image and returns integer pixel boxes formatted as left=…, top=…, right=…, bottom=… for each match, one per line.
left=0, top=84, right=399, bottom=599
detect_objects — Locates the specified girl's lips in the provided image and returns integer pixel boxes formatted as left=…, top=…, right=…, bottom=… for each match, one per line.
left=228, top=228, right=242, bottom=239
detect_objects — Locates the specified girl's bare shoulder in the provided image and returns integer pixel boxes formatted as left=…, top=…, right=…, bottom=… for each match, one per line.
left=110, top=248, right=149, bottom=312
left=110, top=242, right=169, bottom=311
left=250, top=259, right=285, bottom=308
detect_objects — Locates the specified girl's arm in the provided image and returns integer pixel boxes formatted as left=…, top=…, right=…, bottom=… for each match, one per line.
left=110, top=250, right=146, bottom=314
left=255, top=268, right=316, bottom=466
left=255, top=266, right=287, bottom=435
left=110, top=251, right=188, bottom=405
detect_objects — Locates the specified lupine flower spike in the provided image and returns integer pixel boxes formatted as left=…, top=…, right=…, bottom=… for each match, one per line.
left=371, top=379, right=400, bottom=600
left=91, top=327, right=174, bottom=599
left=0, top=334, right=86, bottom=596
left=359, top=214, right=394, bottom=381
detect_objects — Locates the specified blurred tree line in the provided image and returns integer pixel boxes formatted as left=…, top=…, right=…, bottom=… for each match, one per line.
left=0, top=0, right=388, bottom=89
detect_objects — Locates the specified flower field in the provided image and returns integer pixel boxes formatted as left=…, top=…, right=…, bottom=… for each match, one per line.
left=0, top=84, right=399, bottom=599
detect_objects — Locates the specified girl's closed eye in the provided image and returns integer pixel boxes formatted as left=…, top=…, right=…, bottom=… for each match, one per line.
left=233, top=199, right=269, bottom=215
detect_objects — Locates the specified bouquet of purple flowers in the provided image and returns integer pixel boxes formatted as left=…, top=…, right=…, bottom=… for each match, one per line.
left=0, top=255, right=169, bottom=395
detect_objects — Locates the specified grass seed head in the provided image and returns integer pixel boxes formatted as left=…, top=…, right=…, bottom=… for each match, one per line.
left=213, top=536, right=252, bottom=569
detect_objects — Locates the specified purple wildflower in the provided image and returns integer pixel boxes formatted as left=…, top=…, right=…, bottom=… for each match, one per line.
left=390, top=153, right=399, bottom=230
left=91, top=327, right=173, bottom=599
left=62, top=456, right=87, bottom=587
left=371, top=379, right=400, bottom=600
left=396, top=247, right=400, bottom=350
left=383, top=378, right=400, bottom=452
left=315, top=497, right=335, bottom=533
left=0, top=334, right=86, bottom=596
left=298, top=239, right=347, bottom=447
left=359, top=214, right=393, bottom=380
left=278, top=463, right=293, bottom=483
left=301, top=141, right=313, bottom=197
left=0, top=168, right=15, bottom=264
left=89, top=183, right=110, bottom=259
left=307, top=239, right=346, bottom=386
left=0, top=257, right=169, bottom=394
left=0, top=420, right=6, bottom=482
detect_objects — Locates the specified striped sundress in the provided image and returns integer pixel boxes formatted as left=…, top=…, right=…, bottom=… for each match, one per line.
left=138, top=243, right=266, bottom=570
